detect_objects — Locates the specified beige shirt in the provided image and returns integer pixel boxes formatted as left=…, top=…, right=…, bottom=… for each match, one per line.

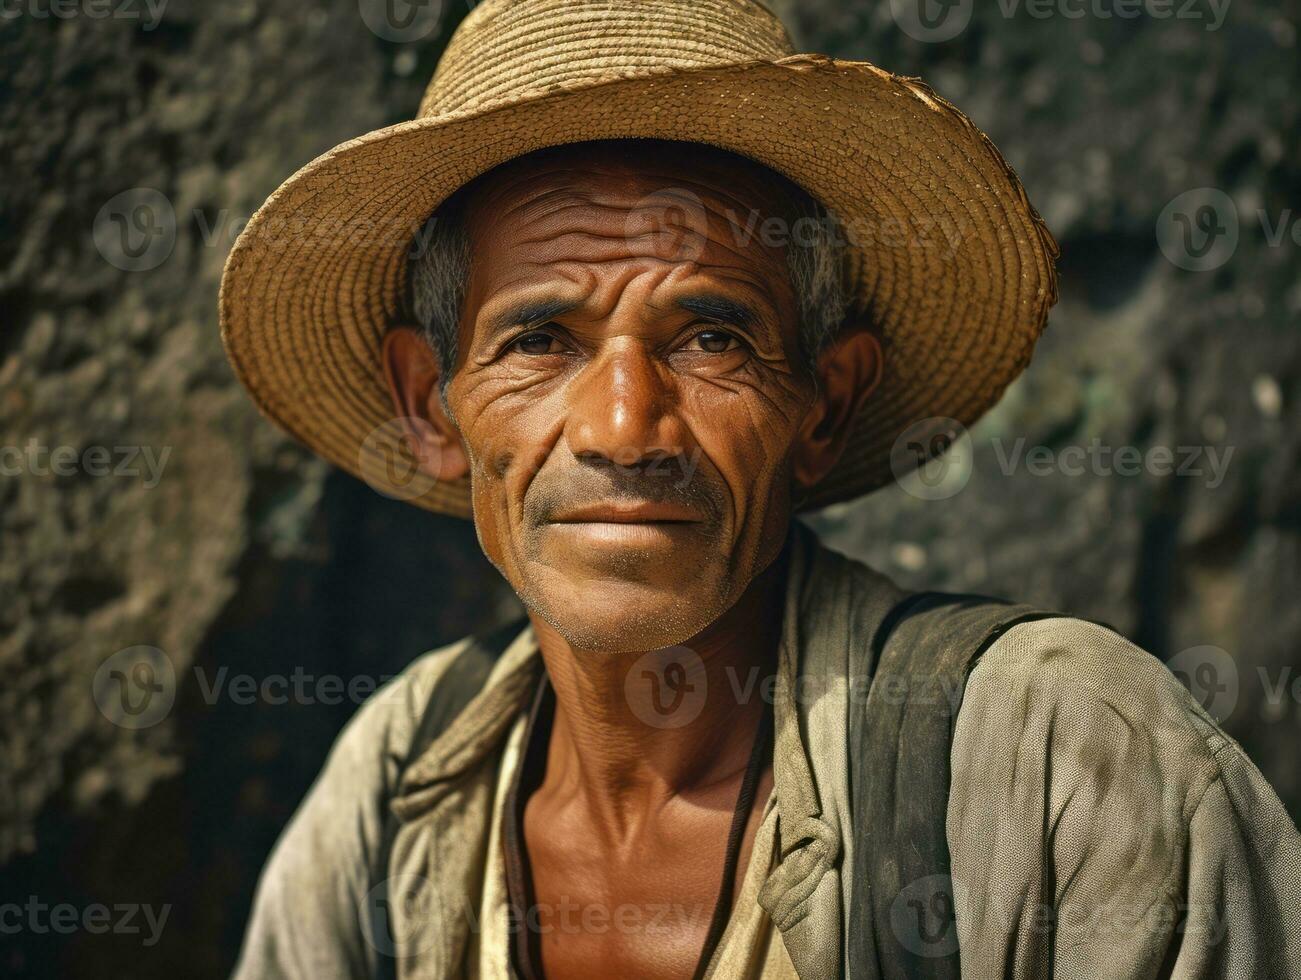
left=233, top=522, right=1301, bottom=979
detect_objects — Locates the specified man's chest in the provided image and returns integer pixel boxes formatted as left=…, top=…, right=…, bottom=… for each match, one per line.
left=513, top=770, right=773, bottom=980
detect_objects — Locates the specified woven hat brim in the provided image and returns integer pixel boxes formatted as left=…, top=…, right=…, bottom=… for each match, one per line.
left=220, top=54, right=1058, bottom=519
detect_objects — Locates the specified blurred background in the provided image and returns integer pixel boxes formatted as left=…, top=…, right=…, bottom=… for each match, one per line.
left=1, top=0, right=1297, bottom=976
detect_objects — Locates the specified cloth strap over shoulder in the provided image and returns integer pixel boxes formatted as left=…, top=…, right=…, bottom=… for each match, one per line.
left=847, top=592, right=1064, bottom=979
left=372, top=617, right=525, bottom=980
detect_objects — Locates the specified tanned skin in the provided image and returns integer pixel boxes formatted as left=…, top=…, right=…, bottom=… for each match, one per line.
left=382, top=140, right=882, bottom=979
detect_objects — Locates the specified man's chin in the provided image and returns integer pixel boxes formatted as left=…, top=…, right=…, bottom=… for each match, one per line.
left=521, top=568, right=731, bottom=654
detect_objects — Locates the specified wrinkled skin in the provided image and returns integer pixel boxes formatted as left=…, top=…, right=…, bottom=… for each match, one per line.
left=383, top=140, right=881, bottom=979
left=385, top=141, right=880, bottom=653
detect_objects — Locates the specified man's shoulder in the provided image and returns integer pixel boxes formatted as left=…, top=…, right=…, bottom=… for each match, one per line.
left=328, top=635, right=484, bottom=780
left=805, top=531, right=1227, bottom=777
left=944, top=613, right=1301, bottom=973
left=229, top=635, right=489, bottom=980
left=968, top=616, right=1213, bottom=734
left=332, top=615, right=532, bottom=784
left=958, top=614, right=1228, bottom=805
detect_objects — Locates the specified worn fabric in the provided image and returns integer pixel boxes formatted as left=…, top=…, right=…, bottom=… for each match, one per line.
left=704, top=792, right=801, bottom=979
left=232, top=523, right=1301, bottom=979
left=949, top=617, right=1301, bottom=979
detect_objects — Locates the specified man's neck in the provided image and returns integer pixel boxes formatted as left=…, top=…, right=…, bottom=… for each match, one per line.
left=526, top=542, right=789, bottom=843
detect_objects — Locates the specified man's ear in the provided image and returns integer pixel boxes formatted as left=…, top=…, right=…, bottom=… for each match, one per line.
left=380, top=326, right=469, bottom=482
left=792, top=324, right=883, bottom=491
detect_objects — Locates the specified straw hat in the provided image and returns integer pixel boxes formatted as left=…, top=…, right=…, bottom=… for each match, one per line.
left=219, top=0, right=1058, bottom=519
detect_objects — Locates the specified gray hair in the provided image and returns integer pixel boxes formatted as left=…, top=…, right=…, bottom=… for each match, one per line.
left=409, top=167, right=850, bottom=393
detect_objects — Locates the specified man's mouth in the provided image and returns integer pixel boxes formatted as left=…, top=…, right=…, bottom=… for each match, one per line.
left=548, top=501, right=702, bottom=525
left=544, top=500, right=706, bottom=550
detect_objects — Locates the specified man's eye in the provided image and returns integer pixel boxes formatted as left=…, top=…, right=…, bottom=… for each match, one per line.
left=512, top=331, right=563, bottom=355
left=688, top=330, right=741, bottom=354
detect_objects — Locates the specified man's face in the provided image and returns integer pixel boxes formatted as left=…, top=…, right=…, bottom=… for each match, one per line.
left=441, top=145, right=823, bottom=652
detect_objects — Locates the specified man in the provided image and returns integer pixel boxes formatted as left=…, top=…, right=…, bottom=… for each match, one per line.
left=220, top=1, right=1301, bottom=978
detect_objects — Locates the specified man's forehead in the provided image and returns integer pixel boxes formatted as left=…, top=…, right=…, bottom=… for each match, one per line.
left=452, top=140, right=806, bottom=342
left=460, top=139, right=805, bottom=231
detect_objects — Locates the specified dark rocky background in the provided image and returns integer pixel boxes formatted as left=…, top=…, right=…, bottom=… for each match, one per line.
left=1, top=0, right=1296, bottom=976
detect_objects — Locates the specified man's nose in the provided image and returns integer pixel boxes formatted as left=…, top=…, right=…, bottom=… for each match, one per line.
left=562, top=340, right=683, bottom=468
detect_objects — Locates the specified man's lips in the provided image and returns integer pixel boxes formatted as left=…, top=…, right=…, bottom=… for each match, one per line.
left=547, top=500, right=702, bottom=524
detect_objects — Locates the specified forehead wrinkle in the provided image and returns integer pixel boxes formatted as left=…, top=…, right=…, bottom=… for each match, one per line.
left=468, top=172, right=792, bottom=266
left=660, top=258, right=790, bottom=331
left=514, top=189, right=792, bottom=250
left=508, top=215, right=792, bottom=288
left=637, top=267, right=788, bottom=347
left=550, top=261, right=678, bottom=329
left=498, top=188, right=621, bottom=228
left=466, top=182, right=801, bottom=347
left=476, top=173, right=796, bottom=254
left=486, top=253, right=790, bottom=345
left=555, top=255, right=785, bottom=324
left=516, top=228, right=682, bottom=252
left=502, top=227, right=784, bottom=285
left=512, top=247, right=792, bottom=319
left=568, top=164, right=796, bottom=225
left=505, top=198, right=728, bottom=248
left=480, top=260, right=776, bottom=346
left=467, top=262, right=590, bottom=339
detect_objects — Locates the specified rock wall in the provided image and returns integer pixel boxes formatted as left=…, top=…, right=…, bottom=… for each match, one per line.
left=1, top=0, right=1296, bottom=976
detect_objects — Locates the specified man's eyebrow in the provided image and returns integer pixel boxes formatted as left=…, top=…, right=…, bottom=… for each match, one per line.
left=486, top=298, right=581, bottom=336
left=675, top=294, right=763, bottom=330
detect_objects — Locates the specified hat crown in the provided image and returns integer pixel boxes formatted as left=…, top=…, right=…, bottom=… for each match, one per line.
left=420, top=0, right=796, bottom=118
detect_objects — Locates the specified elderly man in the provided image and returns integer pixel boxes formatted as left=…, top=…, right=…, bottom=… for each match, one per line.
left=220, top=1, right=1301, bottom=978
